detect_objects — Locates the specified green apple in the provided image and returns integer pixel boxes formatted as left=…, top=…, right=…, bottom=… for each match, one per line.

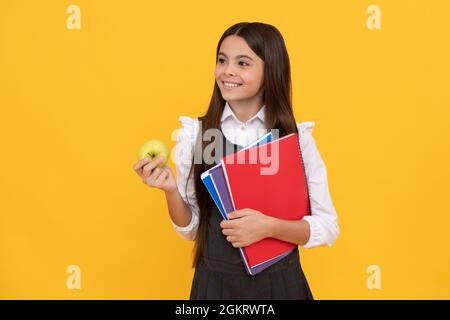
left=137, top=139, right=169, bottom=168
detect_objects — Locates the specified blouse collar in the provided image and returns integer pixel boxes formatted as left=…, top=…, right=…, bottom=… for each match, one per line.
left=220, top=101, right=266, bottom=124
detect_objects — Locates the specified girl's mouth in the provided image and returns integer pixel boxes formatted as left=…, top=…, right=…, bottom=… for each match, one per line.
left=222, top=81, right=243, bottom=89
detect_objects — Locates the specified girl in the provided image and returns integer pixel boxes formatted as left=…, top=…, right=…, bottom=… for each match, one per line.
left=133, top=22, right=340, bottom=300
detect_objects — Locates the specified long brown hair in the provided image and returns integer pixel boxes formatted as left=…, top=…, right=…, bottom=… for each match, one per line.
left=185, top=22, right=299, bottom=268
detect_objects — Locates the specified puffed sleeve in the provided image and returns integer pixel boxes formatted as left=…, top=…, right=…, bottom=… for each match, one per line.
left=297, top=121, right=340, bottom=249
left=170, top=116, right=200, bottom=241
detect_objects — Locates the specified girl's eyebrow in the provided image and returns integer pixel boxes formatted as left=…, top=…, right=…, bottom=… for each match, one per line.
left=218, top=52, right=254, bottom=61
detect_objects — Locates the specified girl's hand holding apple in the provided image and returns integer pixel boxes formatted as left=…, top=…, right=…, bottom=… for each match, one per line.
left=133, top=141, right=192, bottom=230
left=133, top=156, right=177, bottom=194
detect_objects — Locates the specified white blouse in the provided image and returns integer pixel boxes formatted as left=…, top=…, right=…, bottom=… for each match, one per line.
left=171, top=101, right=340, bottom=249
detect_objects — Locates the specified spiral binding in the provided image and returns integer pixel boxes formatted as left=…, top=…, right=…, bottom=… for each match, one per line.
left=296, top=131, right=312, bottom=216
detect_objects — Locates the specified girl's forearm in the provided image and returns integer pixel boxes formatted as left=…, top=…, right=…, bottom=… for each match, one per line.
left=164, top=188, right=193, bottom=227
left=267, top=217, right=310, bottom=246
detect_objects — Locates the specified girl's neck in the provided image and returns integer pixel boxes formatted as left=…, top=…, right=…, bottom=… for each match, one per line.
left=228, top=98, right=264, bottom=123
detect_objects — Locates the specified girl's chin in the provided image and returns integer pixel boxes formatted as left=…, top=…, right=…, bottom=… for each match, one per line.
left=221, top=90, right=247, bottom=97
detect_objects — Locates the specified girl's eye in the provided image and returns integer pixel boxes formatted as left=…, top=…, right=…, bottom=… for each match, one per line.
left=217, top=58, right=249, bottom=67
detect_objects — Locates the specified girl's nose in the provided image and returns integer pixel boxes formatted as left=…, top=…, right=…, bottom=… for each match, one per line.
left=225, top=66, right=236, bottom=76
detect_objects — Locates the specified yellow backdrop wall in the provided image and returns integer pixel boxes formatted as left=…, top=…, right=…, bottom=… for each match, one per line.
left=1, top=0, right=449, bottom=299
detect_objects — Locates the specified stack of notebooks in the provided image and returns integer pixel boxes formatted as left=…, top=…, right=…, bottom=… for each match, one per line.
left=201, top=130, right=311, bottom=275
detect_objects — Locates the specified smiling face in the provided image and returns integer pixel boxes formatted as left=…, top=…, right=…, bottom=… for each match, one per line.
left=215, top=35, right=265, bottom=103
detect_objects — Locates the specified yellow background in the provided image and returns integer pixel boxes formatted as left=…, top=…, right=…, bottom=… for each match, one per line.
left=1, top=0, right=449, bottom=299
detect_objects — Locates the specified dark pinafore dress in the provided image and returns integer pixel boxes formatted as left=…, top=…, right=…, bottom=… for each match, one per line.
left=189, top=127, right=314, bottom=300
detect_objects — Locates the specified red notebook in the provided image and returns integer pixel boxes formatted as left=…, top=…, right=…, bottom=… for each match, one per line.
left=221, top=132, right=311, bottom=268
